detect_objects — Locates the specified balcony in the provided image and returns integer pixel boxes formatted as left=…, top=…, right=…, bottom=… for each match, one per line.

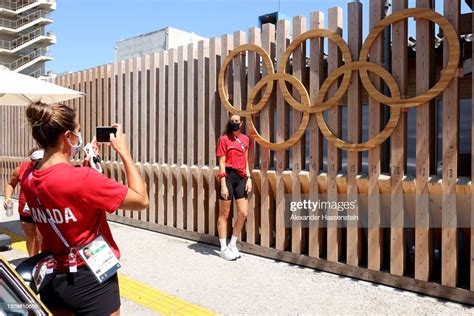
left=0, top=10, right=53, bottom=33
left=0, top=47, right=52, bottom=71
left=0, top=0, right=55, bottom=15
left=0, top=28, right=55, bottom=53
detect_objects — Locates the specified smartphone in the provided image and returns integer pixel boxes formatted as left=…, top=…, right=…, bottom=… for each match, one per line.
left=96, top=126, right=117, bottom=143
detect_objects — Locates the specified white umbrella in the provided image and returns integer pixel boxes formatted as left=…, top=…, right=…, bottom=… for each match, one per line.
left=0, top=66, right=84, bottom=106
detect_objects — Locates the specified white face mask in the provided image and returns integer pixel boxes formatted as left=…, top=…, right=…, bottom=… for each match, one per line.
left=68, top=131, right=83, bottom=157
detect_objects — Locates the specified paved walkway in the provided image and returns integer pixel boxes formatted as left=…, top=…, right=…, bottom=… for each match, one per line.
left=1, top=198, right=473, bottom=315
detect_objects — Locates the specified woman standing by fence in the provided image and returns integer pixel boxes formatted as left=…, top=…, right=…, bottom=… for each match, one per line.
left=216, top=114, right=252, bottom=261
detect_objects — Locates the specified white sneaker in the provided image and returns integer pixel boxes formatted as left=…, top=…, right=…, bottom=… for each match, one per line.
left=219, top=247, right=237, bottom=261
left=228, top=244, right=241, bottom=259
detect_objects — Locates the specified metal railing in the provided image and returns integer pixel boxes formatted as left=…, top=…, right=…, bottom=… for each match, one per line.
left=28, top=68, right=45, bottom=77
left=0, top=10, right=51, bottom=30
left=0, top=0, right=54, bottom=11
left=0, top=28, right=51, bottom=50
left=6, top=47, right=50, bottom=70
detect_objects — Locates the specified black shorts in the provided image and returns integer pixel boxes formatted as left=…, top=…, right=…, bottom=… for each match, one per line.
left=40, top=268, right=120, bottom=315
left=219, top=167, right=247, bottom=201
left=20, top=214, right=34, bottom=224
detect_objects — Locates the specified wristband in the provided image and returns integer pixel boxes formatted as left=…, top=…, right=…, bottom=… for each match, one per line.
left=218, top=172, right=227, bottom=179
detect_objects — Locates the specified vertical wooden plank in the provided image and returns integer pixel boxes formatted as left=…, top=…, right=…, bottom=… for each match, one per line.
left=132, top=56, right=140, bottom=162
left=221, top=34, right=232, bottom=137
left=347, top=1, right=362, bottom=267
left=197, top=41, right=207, bottom=234
left=208, top=37, right=221, bottom=237
left=114, top=61, right=122, bottom=163
left=79, top=71, right=86, bottom=159
left=441, top=0, right=459, bottom=288
left=232, top=31, right=246, bottom=240
left=176, top=46, right=186, bottom=230
left=110, top=62, right=117, bottom=162
left=149, top=53, right=158, bottom=163
left=97, top=66, right=104, bottom=139
left=260, top=23, right=275, bottom=248
left=104, top=64, right=111, bottom=161
left=141, top=55, right=149, bottom=163
left=327, top=6, right=343, bottom=263
left=275, top=19, right=290, bottom=251
left=167, top=49, right=176, bottom=227
left=221, top=34, right=233, bottom=238
left=124, top=58, right=132, bottom=156
left=367, top=0, right=384, bottom=271
left=414, top=0, right=433, bottom=281
left=123, top=59, right=132, bottom=218
left=158, top=51, right=167, bottom=165
left=186, top=44, right=195, bottom=231
left=157, top=51, right=167, bottom=226
left=246, top=28, right=260, bottom=245
left=91, top=67, right=97, bottom=143
left=291, top=16, right=306, bottom=254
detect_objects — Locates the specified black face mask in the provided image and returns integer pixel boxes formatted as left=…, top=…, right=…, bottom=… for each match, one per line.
left=229, top=122, right=240, bottom=131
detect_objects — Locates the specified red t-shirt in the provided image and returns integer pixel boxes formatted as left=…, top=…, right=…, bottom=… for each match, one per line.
left=20, top=163, right=128, bottom=270
left=18, top=161, right=33, bottom=216
left=216, top=133, right=250, bottom=178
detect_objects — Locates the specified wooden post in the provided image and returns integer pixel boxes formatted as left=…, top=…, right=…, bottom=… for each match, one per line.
left=260, top=23, right=275, bottom=248
left=149, top=53, right=158, bottom=163
left=158, top=51, right=167, bottom=225
left=176, top=46, right=186, bottom=230
left=247, top=28, right=261, bottom=245
left=347, top=1, right=362, bottom=267
left=197, top=40, right=207, bottom=234
left=275, top=19, right=290, bottom=251
left=327, top=6, right=343, bottom=263
left=291, top=15, right=306, bottom=255
left=415, top=0, right=433, bottom=281
left=132, top=57, right=140, bottom=162
left=186, top=43, right=196, bottom=231
left=368, top=0, right=384, bottom=271
left=167, top=49, right=176, bottom=227
left=390, top=0, right=408, bottom=277
left=141, top=55, right=149, bottom=163
left=442, top=0, right=459, bottom=288
left=209, top=37, right=221, bottom=237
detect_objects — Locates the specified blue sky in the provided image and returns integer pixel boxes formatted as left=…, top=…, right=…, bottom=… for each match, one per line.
left=48, top=0, right=470, bottom=74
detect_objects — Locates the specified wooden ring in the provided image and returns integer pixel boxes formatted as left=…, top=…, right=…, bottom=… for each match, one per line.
left=315, top=61, right=402, bottom=151
left=277, top=29, right=353, bottom=113
left=247, top=73, right=310, bottom=150
left=359, top=8, right=460, bottom=108
left=218, top=44, right=274, bottom=116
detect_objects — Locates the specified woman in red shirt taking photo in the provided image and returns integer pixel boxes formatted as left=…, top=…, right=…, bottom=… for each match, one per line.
left=216, top=114, right=252, bottom=261
left=21, top=101, right=149, bottom=316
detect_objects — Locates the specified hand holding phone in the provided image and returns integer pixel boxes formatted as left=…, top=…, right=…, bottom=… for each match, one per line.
left=96, top=126, right=117, bottom=143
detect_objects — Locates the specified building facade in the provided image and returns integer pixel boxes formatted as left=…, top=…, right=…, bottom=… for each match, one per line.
left=0, top=0, right=56, bottom=77
left=115, top=27, right=207, bottom=61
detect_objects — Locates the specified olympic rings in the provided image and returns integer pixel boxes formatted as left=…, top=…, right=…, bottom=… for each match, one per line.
left=217, top=8, right=460, bottom=152
left=315, top=62, right=402, bottom=151
left=247, top=73, right=310, bottom=150
left=277, top=29, right=353, bottom=113
left=218, top=44, right=274, bottom=116
left=358, top=8, right=460, bottom=108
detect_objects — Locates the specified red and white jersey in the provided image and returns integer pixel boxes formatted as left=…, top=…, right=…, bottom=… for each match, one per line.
left=216, top=133, right=250, bottom=178
left=21, top=163, right=128, bottom=270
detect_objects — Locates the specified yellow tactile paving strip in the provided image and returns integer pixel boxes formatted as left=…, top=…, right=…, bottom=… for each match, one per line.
left=0, top=228, right=215, bottom=316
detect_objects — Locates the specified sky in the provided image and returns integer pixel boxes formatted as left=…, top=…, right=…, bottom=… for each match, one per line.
left=48, top=0, right=471, bottom=74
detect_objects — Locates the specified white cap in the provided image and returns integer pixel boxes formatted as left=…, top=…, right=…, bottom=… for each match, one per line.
left=29, top=149, right=44, bottom=161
